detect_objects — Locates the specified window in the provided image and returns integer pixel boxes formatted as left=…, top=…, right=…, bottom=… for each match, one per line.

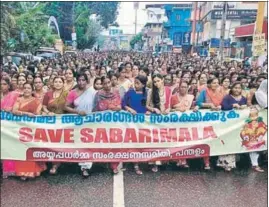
left=176, top=15, right=180, bottom=21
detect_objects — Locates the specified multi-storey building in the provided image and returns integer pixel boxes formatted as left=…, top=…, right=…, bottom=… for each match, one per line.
left=198, top=2, right=261, bottom=57
left=142, top=4, right=167, bottom=52
left=162, top=4, right=193, bottom=53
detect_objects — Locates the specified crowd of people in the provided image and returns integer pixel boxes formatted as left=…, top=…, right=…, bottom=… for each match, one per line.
left=0, top=51, right=268, bottom=180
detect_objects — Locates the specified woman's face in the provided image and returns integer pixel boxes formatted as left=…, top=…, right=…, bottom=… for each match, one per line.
left=94, top=80, right=102, bottom=91
left=231, top=84, right=242, bottom=96
left=194, top=71, right=201, bottom=79
left=23, top=84, right=33, bottom=97
left=90, top=67, right=96, bottom=77
left=164, top=75, right=172, bottom=86
left=179, top=82, right=188, bottom=95
left=241, top=78, right=248, bottom=89
left=34, top=78, right=43, bottom=91
left=77, top=76, right=87, bottom=90
left=190, top=79, right=198, bottom=89
left=1, top=72, right=9, bottom=79
left=153, top=76, right=164, bottom=89
left=256, top=78, right=265, bottom=88
left=103, top=78, right=112, bottom=91
left=1, top=79, right=9, bottom=93
left=231, top=74, right=238, bottom=83
left=125, top=64, right=132, bottom=72
left=199, top=74, right=207, bottom=84
left=84, top=71, right=91, bottom=81
left=53, top=78, right=64, bottom=90
left=210, top=79, right=219, bottom=90
left=11, top=78, right=18, bottom=89
left=134, top=79, right=144, bottom=91
left=100, top=69, right=107, bottom=77
left=172, top=74, right=177, bottom=85
left=120, top=69, right=126, bottom=78
left=47, top=67, right=53, bottom=76
left=182, top=74, right=191, bottom=83
left=222, top=78, right=230, bottom=89
left=132, top=66, right=139, bottom=77
left=18, top=76, right=27, bottom=88
left=111, top=76, right=118, bottom=87
left=65, top=69, right=74, bottom=81
left=27, top=75, right=34, bottom=84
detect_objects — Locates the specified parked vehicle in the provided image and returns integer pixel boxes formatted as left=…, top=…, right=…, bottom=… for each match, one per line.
left=34, top=47, right=61, bottom=59
left=3, top=52, right=33, bottom=66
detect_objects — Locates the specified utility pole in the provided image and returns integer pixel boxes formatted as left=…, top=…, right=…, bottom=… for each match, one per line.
left=255, top=2, right=265, bottom=33
left=191, top=2, right=198, bottom=55
left=71, top=2, right=77, bottom=50
left=134, top=2, right=139, bottom=35
left=196, top=4, right=202, bottom=46
left=220, top=2, right=228, bottom=62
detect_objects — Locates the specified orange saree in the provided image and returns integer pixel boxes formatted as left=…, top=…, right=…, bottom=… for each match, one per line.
left=13, top=97, right=47, bottom=177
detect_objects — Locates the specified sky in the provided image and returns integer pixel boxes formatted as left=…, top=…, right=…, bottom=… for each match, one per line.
left=116, top=2, right=178, bottom=34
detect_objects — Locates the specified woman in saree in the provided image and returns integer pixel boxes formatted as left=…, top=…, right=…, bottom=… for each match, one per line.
left=1, top=78, right=20, bottom=178
left=64, top=69, right=77, bottom=92
left=195, top=78, right=225, bottom=170
left=14, top=75, right=27, bottom=96
left=146, top=74, right=172, bottom=172
left=93, top=76, right=122, bottom=174
left=33, top=77, right=46, bottom=102
left=122, top=75, right=148, bottom=175
left=217, top=82, right=247, bottom=171
left=65, top=73, right=96, bottom=177
left=197, top=73, right=208, bottom=92
left=118, top=64, right=132, bottom=98
left=12, top=83, right=47, bottom=180
left=43, top=77, right=68, bottom=175
left=171, top=81, right=194, bottom=168
left=220, top=76, right=230, bottom=95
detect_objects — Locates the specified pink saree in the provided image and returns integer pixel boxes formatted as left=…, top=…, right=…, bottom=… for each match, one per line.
left=1, top=91, right=19, bottom=177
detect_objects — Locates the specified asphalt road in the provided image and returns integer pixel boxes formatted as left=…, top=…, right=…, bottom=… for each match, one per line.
left=1, top=155, right=267, bottom=207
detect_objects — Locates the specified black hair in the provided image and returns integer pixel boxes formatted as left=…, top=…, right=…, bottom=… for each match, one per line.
left=76, top=73, right=88, bottom=83
left=23, top=82, right=34, bottom=91
left=229, top=82, right=242, bottom=95
left=221, top=76, right=230, bottom=84
left=101, top=76, right=110, bottom=84
left=151, top=74, right=164, bottom=109
left=34, top=76, right=44, bottom=83
left=93, top=77, right=102, bottom=90
left=1, top=77, right=12, bottom=91
left=118, top=64, right=125, bottom=73
left=207, top=78, right=219, bottom=85
left=140, top=67, right=149, bottom=76
left=198, top=73, right=207, bottom=80
left=237, top=75, right=247, bottom=82
left=66, top=68, right=76, bottom=77
left=53, top=76, right=65, bottom=84
left=125, top=62, right=133, bottom=68
left=17, top=75, right=27, bottom=84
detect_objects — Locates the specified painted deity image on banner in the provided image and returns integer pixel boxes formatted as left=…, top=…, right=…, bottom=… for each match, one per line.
left=240, top=107, right=267, bottom=150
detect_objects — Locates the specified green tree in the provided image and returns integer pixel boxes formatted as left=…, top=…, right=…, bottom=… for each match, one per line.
left=0, top=3, right=16, bottom=55
left=1, top=2, right=57, bottom=54
left=43, top=2, right=119, bottom=49
left=13, top=3, right=57, bottom=53
left=130, top=33, right=143, bottom=49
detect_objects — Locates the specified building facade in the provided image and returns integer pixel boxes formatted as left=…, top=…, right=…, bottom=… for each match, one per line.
left=142, top=4, right=167, bottom=52
left=198, top=2, right=261, bottom=57
left=162, top=4, right=193, bottom=53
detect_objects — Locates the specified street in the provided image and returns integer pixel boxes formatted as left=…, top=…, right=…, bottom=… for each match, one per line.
left=1, top=157, right=267, bottom=207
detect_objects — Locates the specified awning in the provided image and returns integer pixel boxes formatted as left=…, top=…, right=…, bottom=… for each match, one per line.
left=234, top=20, right=268, bottom=39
